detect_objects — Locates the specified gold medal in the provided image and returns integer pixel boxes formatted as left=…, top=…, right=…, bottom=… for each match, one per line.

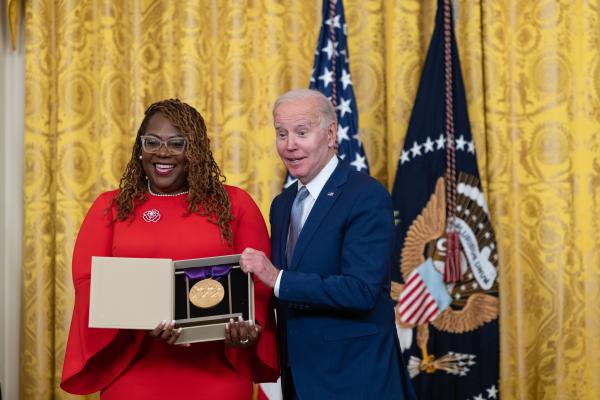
left=189, top=278, right=225, bottom=309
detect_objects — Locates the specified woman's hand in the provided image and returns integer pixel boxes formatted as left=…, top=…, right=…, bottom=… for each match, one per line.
left=149, top=319, right=189, bottom=346
left=225, top=316, right=261, bottom=348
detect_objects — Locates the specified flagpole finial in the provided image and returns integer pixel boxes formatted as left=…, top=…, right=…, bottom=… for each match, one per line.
left=8, top=0, right=21, bottom=51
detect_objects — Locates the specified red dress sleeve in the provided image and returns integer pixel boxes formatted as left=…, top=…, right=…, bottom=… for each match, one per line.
left=60, top=191, right=147, bottom=394
left=224, top=187, right=280, bottom=383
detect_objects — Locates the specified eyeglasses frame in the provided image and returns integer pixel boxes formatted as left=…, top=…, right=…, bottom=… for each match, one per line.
left=139, top=135, right=188, bottom=155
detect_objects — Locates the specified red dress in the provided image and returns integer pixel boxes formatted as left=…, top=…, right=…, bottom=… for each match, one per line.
left=61, top=186, right=279, bottom=399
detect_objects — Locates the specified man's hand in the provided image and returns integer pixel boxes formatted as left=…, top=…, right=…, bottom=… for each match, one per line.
left=239, top=247, right=279, bottom=288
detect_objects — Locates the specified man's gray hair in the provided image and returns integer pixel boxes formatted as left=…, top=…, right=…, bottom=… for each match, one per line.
left=273, top=89, right=337, bottom=128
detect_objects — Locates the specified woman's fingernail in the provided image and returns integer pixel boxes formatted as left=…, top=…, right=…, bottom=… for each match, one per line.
left=177, top=328, right=182, bottom=334
left=238, top=316, right=243, bottom=322
left=230, top=318, right=234, bottom=324
left=249, top=320, right=255, bottom=326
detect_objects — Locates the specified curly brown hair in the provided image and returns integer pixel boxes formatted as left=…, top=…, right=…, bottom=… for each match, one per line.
left=112, top=99, right=233, bottom=245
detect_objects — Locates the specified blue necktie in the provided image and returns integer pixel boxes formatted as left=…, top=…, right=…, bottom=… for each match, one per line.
left=286, top=186, right=309, bottom=266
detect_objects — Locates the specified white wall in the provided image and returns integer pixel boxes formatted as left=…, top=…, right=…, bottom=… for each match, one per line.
left=0, top=0, right=25, bottom=398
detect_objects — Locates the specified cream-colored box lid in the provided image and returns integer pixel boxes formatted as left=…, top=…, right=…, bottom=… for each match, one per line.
left=89, top=256, right=173, bottom=329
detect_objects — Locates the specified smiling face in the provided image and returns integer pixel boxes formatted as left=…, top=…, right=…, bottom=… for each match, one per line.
left=141, top=113, right=189, bottom=194
left=274, top=97, right=336, bottom=185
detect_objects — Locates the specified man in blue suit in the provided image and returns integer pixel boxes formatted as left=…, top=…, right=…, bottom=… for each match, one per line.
left=240, top=89, right=415, bottom=400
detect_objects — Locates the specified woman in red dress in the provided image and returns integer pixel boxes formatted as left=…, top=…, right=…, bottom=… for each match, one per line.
left=60, top=99, right=279, bottom=399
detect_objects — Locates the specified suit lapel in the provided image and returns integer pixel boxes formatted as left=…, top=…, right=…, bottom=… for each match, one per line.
left=289, top=161, right=349, bottom=270
left=277, top=186, right=297, bottom=269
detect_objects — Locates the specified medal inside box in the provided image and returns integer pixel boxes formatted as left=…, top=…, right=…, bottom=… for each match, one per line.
left=173, top=263, right=252, bottom=329
left=89, top=254, right=252, bottom=343
left=170, top=255, right=254, bottom=343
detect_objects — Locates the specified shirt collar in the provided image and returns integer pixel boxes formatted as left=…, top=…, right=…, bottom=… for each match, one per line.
left=297, top=156, right=339, bottom=201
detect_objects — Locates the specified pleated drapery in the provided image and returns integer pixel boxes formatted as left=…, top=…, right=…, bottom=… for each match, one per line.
left=21, top=1, right=600, bottom=399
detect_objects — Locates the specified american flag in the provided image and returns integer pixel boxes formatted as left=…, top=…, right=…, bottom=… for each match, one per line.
left=284, top=0, right=369, bottom=188
left=398, top=259, right=452, bottom=325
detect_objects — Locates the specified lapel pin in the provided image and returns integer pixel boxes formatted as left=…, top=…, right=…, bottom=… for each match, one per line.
left=327, top=192, right=335, bottom=197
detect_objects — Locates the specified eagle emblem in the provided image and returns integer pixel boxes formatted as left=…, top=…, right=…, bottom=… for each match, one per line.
left=393, top=174, right=499, bottom=377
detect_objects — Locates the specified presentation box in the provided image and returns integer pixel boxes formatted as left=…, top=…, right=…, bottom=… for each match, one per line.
left=89, top=254, right=254, bottom=344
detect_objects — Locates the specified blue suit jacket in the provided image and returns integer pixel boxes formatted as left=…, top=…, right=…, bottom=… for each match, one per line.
left=270, top=160, right=415, bottom=400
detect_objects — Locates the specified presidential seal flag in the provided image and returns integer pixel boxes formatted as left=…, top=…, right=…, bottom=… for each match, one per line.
left=390, top=0, right=499, bottom=399
left=284, top=0, right=369, bottom=188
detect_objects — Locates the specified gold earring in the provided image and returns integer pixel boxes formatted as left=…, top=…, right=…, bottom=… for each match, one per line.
left=138, top=155, right=142, bottom=160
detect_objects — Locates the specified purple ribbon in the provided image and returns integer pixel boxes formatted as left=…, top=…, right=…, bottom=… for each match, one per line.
left=184, top=264, right=233, bottom=281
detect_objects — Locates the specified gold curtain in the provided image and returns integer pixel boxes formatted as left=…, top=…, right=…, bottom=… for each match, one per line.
left=477, top=1, right=600, bottom=399
left=21, top=0, right=600, bottom=399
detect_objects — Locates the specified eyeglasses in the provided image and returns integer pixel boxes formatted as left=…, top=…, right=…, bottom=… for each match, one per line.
left=140, top=135, right=187, bottom=155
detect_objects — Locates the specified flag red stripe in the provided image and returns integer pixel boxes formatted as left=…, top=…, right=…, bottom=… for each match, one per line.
left=398, top=282, right=426, bottom=315
left=419, top=303, right=440, bottom=324
left=409, top=296, right=435, bottom=324
left=413, top=298, right=438, bottom=324
left=404, top=288, right=431, bottom=322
